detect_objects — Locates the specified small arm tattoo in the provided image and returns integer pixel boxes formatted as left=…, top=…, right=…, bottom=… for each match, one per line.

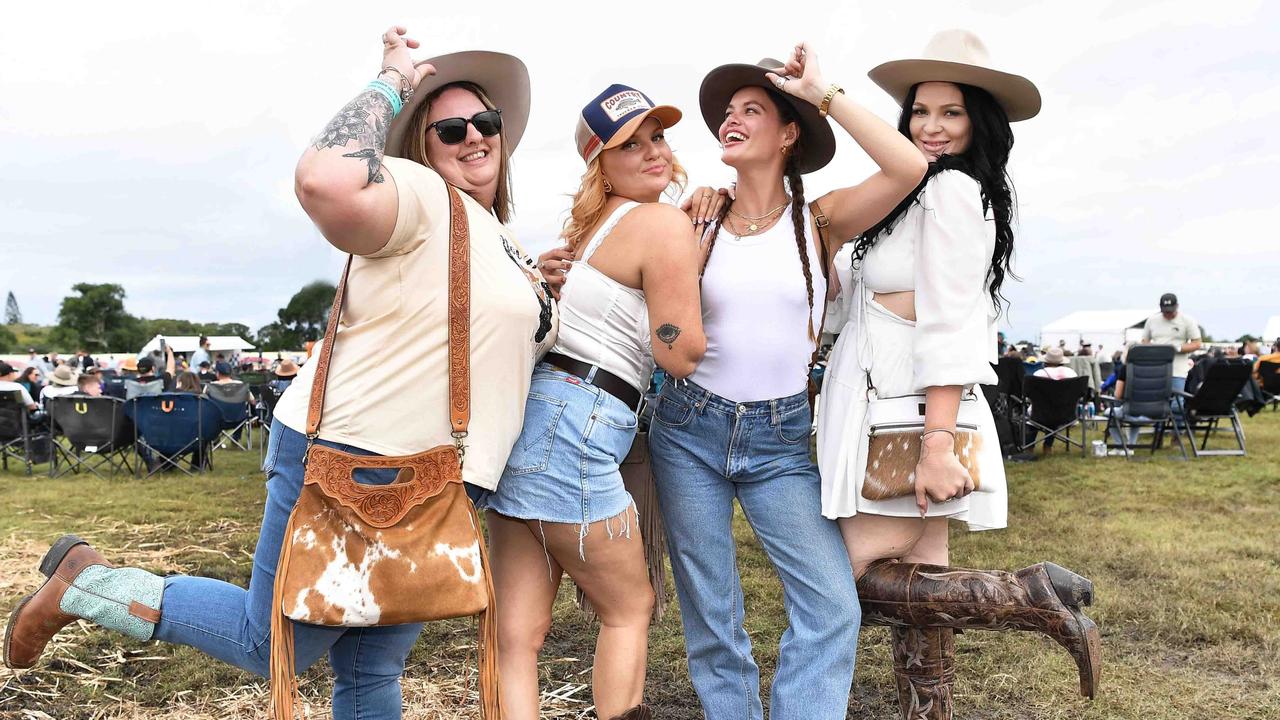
left=342, top=148, right=385, bottom=184
left=656, top=323, right=682, bottom=349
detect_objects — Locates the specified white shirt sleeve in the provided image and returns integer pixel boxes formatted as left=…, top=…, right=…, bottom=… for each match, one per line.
left=912, top=170, right=999, bottom=391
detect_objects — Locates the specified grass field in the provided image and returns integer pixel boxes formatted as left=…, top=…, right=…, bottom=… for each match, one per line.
left=1, top=412, right=1278, bottom=719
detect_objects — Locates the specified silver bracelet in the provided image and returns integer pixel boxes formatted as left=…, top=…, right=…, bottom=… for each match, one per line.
left=379, top=66, right=415, bottom=104
left=921, top=428, right=956, bottom=441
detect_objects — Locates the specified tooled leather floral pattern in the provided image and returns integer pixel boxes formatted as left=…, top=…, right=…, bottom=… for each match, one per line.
left=447, top=186, right=471, bottom=434
left=303, top=445, right=460, bottom=527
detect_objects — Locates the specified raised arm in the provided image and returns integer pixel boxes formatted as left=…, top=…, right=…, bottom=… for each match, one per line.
left=768, top=43, right=927, bottom=250
left=635, top=205, right=707, bottom=378
left=294, top=26, right=433, bottom=256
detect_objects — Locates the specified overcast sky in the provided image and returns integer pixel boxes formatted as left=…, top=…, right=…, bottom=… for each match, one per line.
left=2, top=0, right=1276, bottom=348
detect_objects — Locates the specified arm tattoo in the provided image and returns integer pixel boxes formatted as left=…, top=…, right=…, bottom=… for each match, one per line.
left=312, top=89, right=395, bottom=185
left=656, top=323, right=682, bottom=350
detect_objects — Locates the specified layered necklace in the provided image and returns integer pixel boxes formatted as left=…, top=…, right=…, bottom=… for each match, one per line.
left=725, top=197, right=790, bottom=237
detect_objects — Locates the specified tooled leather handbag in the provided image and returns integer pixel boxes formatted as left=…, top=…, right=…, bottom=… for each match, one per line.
left=269, top=186, right=499, bottom=720
left=848, top=260, right=993, bottom=502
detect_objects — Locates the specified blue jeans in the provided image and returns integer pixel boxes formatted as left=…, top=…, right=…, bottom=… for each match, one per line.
left=648, top=379, right=859, bottom=720
left=153, top=420, right=422, bottom=720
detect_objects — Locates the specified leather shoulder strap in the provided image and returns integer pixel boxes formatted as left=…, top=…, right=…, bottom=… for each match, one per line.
left=306, top=184, right=472, bottom=438
left=809, top=199, right=832, bottom=282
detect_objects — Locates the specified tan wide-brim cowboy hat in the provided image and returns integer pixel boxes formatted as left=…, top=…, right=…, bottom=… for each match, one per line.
left=868, top=29, right=1041, bottom=122
left=50, top=365, right=78, bottom=386
left=386, top=50, right=531, bottom=159
left=275, top=359, right=299, bottom=378
left=698, top=59, right=836, bottom=175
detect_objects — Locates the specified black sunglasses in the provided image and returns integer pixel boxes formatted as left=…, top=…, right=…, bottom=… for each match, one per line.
left=426, top=109, right=503, bottom=145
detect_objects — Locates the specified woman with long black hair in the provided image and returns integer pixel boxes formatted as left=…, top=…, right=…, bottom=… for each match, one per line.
left=817, top=30, right=1101, bottom=718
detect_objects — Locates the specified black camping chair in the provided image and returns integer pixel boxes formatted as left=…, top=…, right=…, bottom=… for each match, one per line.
left=204, top=381, right=254, bottom=451
left=1, top=390, right=44, bottom=475
left=1258, top=360, right=1280, bottom=412
left=46, top=395, right=136, bottom=478
left=1019, top=375, right=1091, bottom=456
left=992, top=356, right=1028, bottom=450
left=1100, top=345, right=1187, bottom=460
left=128, top=393, right=222, bottom=478
left=1176, top=360, right=1252, bottom=457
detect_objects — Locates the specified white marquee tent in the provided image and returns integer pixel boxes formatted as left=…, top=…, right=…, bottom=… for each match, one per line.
left=138, top=335, right=255, bottom=358
left=1040, top=310, right=1150, bottom=353
left=1263, top=316, right=1280, bottom=345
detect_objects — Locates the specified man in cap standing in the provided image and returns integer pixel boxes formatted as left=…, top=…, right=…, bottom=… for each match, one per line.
left=1142, top=292, right=1201, bottom=424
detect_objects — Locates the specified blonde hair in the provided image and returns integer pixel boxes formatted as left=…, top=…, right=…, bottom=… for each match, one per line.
left=561, top=154, right=688, bottom=251
left=399, top=81, right=515, bottom=224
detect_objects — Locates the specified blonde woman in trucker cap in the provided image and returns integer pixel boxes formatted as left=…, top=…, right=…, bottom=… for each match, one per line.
left=484, top=84, right=705, bottom=720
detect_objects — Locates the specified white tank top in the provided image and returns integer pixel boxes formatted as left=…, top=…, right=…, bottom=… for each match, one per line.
left=549, top=202, right=653, bottom=393
left=691, top=205, right=826, bottom=402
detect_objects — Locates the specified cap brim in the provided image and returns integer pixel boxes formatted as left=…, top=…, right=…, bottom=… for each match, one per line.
left=386, top=50, right=531, bottom=158
left=601, top=105, right=683, bottom=153
left=698, top=63, right=836, bottom=174
left=868, top=58, right=1041, bottom=122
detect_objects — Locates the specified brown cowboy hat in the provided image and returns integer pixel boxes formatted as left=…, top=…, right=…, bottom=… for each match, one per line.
left=386, top=51, right=531, bottom=159
left=698, top=58, right=836, bottom=174
left=868, top=29, right=1041, bottom=122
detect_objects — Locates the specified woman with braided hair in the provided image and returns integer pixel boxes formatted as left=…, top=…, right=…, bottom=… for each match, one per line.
left=648, top=44, right=926, bottom=720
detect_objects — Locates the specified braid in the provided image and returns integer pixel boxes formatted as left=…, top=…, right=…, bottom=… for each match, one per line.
left=785, top=154, right=815, bottom=342
left=699, top=201, right=731, bottom=279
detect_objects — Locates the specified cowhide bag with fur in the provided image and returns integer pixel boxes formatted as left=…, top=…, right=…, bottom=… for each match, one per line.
left=859, top=389, right=987, bottom=501
left=269, top=186, right=499, bottom=720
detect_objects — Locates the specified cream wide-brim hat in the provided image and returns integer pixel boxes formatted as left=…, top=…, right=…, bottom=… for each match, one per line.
left=385, top=50, right=531, bottom=159
left=868, top=29, right=1041, bottom=122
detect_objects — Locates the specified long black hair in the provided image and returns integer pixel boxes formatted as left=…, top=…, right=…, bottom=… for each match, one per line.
left=854, top=82, right=1018, bottom=310
left=701, top=86, right=818, bottom=341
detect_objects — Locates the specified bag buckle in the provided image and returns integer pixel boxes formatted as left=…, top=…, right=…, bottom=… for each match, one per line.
left=452, top=430, right=468, bottom=468
left=303, top=432, right=318, bottom=466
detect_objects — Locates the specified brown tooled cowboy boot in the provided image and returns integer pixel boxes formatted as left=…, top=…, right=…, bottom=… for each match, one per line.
left=4, top=535, right=163, bottom=669
left=891, top=626, right=955, bottom=720
left=858, top=560, right=1101, bottom=699
left=608, top=703, right=652, bottom=720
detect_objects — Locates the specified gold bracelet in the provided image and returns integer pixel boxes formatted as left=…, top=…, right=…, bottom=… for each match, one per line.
left=921, top=428, right=956, bottom=441
left=818, top=83, right=845, bottom=118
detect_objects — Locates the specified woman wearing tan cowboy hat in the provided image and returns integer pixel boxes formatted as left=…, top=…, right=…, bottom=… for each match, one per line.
left=621, top=43, right=927, bottom=720
left=4, top=26, right=556, bottom=720
left=484, top=84, right=705, bottom=720
left=815, top=29, right=1100, bottom=717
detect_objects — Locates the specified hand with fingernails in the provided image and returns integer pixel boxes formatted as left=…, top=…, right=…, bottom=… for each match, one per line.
left=764, top=42, right=828, bottom=109
left=380, top=25, right=437, bottom=90
left=913, top=432, right=976, bottom=515
left=536, top=245, right=574, bottom=299
left=680, top=185, right=730, bottom=230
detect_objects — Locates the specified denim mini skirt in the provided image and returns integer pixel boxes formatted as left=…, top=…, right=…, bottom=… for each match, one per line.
left=483, top=362, right=639, bottom=529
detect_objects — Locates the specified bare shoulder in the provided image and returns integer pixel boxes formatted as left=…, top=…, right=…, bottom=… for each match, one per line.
left=613, top=203, right=693, bottom=246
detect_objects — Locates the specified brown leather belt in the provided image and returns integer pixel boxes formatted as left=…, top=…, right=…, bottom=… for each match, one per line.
left=543, top=352, right=642, bottom=412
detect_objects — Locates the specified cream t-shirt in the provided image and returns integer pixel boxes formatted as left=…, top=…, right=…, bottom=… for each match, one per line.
left=274, top=157, right=558, bottom=489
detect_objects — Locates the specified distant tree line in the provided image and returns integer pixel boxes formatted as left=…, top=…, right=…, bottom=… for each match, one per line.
left=0, top=281, right=336, bottom=353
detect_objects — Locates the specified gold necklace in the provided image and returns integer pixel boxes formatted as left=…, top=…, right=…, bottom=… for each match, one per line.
left=725, top=211, right=785, bottom=238
left=728, top=198, right=790, bottom=232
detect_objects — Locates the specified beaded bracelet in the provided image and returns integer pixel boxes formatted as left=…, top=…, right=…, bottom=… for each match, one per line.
left=366, top=79, right=402, bottom=116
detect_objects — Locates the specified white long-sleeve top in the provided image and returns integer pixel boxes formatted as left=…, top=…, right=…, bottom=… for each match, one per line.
left=858, top=169, right=998, bottom=390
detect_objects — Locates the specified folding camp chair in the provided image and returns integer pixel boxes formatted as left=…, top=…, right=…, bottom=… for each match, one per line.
left=128, top=394, right=222, bottom=477
left=1020, top=375, right=1091, bottom=456
left=992, top=356, right=1028, bottom=450
left=1259, top=360, right=1280, bottom=412
left=46, top=395, right=136, bottom=478
left=124, top=378, right=166, bottom=400
left=1176, top=360, right=1252, bottom=457
left=1, top=390, right=42, bottom=475
left=1100, top=345, right=1187, bottom=460
left=204, top=382, right=254, bottom=451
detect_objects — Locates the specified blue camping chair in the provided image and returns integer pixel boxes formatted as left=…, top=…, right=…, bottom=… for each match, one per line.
left=127, top=393, right=222, bottom=477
